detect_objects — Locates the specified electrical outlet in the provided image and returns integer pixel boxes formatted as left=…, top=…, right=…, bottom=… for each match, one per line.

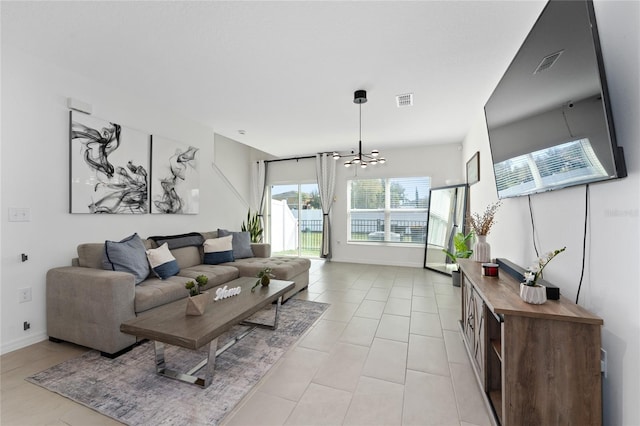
left=18, top=287, right=32, bottom=303
left=23, top=321, right=30, bottom=331
left=601, top=348, right=607, bottom=378
left=8, top=208, right=31, bottom=222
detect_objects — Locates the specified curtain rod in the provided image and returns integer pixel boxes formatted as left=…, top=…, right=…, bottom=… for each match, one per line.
left=260, top=152, right=335, bottom=164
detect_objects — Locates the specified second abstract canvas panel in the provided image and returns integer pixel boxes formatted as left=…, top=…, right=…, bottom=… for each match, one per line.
left=150, top=136, right=200, bottom=214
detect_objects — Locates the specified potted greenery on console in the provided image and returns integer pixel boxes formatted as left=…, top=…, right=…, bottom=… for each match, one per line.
left=185, top=275, right=210, bottom=315
left=443, top=231, right=474, bottom=287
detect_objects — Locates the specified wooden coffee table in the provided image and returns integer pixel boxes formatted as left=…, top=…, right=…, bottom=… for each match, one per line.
left=120, top=277, right=294, bottom=388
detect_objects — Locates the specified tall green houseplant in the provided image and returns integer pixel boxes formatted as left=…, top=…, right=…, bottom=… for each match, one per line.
left=442, top=231, right=474, bottom=287
left=241, top=210, right=263, bottom=243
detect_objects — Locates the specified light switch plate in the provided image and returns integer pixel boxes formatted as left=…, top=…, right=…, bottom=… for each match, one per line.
left=9, top=208, right=31, bottom=222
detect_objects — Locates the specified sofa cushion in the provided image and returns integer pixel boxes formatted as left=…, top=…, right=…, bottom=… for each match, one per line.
left=200, top=231, right=218, bottom=240
left=227, top=257, right=311, bottom=281
left=203, top=236, right=234, bottom=265
left=102, top=233, right=150, bottom=285
left=179, top=265, right=240, bottom=289
left=171, top=246, right=202, bottom=270
left=134, top=266, right=240, bottom=313
left=146, top=243, right=180, bottom=279
left=77, top=243, right=106, bottom=269
left=79, top=239, right=155, bottom=270
left=134, top=275, right=189, bottom=313
left=218, top=229, right=254, bottom=259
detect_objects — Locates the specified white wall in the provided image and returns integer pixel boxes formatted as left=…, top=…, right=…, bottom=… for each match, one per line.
left=0, top=48, right=254, bottom=354
left=462, top=2, right=639, bottom=424
left=264, top=144, right=462, bottom=267
left=331, top=143, right=463, bottom=267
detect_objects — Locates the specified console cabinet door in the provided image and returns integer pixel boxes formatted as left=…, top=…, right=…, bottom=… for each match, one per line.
left=472, top=290, right=485, bottom=376
left=463, top=277, right=486, bottom=381
left=463, top=277, right=476, bottom=349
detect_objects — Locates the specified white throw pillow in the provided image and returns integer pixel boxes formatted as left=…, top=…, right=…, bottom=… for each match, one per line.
left=203, top=235, right=234, bottom=264
left=146, top=243, right=180, bottom=279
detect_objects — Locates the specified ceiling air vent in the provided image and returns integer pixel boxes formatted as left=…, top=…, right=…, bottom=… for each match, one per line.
left=534, top=50, right=564, bottom=74
left=396, top=93, right=413, bottom=107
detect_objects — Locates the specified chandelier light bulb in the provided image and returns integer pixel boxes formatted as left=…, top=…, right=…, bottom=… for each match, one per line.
left=332, top=152, right=340, bottom=159
left=370, top=158, right=378, bottom=165
left=344, top=161, right=352, bottom=167
left=361, top=162, right=368, bottom=168
left=379, top=158, right=386, bottom=164
left=371, top=150, right=379, bottom=157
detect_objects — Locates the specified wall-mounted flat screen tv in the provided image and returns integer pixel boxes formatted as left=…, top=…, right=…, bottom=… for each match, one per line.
left=484, top=0, right=626, bottom=199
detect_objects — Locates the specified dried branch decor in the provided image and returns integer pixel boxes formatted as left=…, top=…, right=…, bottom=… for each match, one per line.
left=468, top=201, right=501, bottom=236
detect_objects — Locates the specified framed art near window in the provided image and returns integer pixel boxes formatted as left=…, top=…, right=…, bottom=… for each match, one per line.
left=466, top=151, right=480, bottom=186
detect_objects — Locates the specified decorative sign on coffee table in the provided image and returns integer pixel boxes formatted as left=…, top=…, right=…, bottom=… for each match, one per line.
left=214, top=285, right=241, bottom=301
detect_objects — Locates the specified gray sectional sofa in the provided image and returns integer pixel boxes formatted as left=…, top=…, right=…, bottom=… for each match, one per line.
left=46, top=230, right=310, bottom=357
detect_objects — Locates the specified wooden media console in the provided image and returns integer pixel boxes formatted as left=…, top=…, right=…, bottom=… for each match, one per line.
left=458, top=259, right=603, bottom=425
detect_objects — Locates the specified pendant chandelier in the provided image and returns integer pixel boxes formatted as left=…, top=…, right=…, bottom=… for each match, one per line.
left=333, top=90, right=386, bottom=168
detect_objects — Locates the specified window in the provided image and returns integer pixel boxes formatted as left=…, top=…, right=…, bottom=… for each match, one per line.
left=269, top=183, right=322, bottom=257
left=347, top=177, right=431, bottom=244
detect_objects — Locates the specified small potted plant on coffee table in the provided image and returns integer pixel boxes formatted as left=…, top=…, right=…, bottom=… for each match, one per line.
left=185, top=275, right=210, bottom=315
left=251, top=267, right=274, bottom=292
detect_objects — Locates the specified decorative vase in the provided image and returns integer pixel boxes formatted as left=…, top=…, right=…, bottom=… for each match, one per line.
left=519, top=283, right=547, bottom=304
left=186, top=292, right=211, bottom=316
left=473, top=235, right=491, bottom=263
left=261, top=275, right=271, bottom=287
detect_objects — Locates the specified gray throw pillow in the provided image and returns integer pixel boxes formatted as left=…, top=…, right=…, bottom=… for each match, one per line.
left=102, top=233, right=150, bottom=284
left=217, top=229, right=254, bottom=259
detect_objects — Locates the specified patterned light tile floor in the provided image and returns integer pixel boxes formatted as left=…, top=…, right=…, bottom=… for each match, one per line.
left=1, top=260, right=492, bottom=426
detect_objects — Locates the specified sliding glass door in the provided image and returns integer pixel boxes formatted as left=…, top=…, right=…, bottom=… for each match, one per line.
left=270, top=183, right=321, bottom=257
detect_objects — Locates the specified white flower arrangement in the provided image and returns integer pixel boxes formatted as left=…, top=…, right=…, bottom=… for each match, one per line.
left=523, top=247, right=566, bottom=286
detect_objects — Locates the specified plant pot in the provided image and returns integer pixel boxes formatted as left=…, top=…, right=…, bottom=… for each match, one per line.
left=519, top=283, right=547, bottom=304
left=451, top=270, right=461, bottom=287
left=261, top=275, right=271, bottom=287
left=473, top=235, right=491, bottom=263
left=186, top=292, right=211, bottom=316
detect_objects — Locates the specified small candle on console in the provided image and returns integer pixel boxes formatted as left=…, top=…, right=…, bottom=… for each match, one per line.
left=482, top=263, right=499, bottom=277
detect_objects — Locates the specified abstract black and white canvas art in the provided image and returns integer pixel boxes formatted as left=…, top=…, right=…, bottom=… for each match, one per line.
left=150, top=136, right=200, bottom=214
left=69, top=112, right=149, bottom=214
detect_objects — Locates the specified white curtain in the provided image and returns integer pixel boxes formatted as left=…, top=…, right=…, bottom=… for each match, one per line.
left=250, top=160, right=268, bottom=237
left=315, top=153, right=336, bottom=258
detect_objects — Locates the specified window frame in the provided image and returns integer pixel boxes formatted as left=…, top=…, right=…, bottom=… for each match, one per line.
left=347, top=176, right=430, bottom=246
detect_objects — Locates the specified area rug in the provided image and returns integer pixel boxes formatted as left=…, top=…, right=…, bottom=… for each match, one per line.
left=27, top=299, right=328, bottom=426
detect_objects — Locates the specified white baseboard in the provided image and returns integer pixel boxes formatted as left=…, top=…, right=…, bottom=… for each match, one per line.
left=0, top=332, right=48, bottom=356
left=330, top=257, right=423, bottom=268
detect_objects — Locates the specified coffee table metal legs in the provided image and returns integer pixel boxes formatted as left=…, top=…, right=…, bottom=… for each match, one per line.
left=154, top=338, right=218, bottom=388
left=152, top=296, right=283, bottom=389
left=242, top=295, right=282, bottom=330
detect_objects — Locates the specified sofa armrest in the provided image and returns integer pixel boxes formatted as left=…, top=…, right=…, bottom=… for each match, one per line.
left=46, top=266, right=137, bottom=355
left=251, top=243, right=271, bottom=258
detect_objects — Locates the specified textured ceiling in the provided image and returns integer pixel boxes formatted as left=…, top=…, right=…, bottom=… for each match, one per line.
left=2, top=1, right=547, bottom=157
